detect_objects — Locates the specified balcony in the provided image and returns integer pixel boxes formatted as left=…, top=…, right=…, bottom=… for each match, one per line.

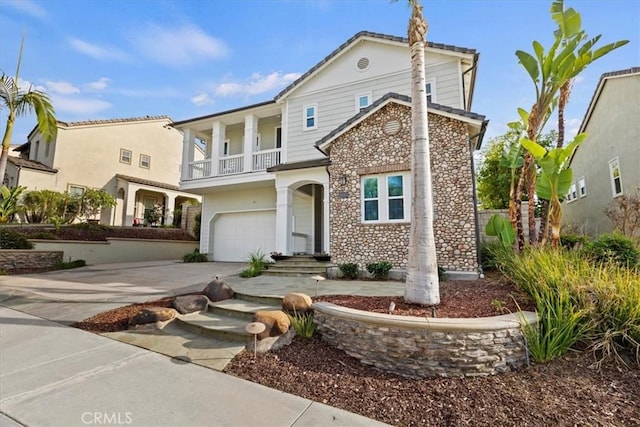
left=185, top=148, right=281, bottom=180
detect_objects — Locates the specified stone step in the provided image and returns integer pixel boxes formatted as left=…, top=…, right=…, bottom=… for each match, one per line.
left=208, top=298, right=282, bottom=321
left=175, top=312, right=252, bottom=343
left=269, top=261, right=331, bottom=268
left=234, top=292, right=283, bottom=306
left=261, top=269, right=327, bottom=278
left=267, top=265, right=327, bottom=273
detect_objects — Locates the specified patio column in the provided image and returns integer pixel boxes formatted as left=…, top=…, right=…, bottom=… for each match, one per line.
left=243, top=114, right=257, bottom=173
left=276, top=186, right=293, bottom=255
left=125, top=185, right=138, bottom=226
left=164, top=194, right=176, bottom=225
left=212, top=121, right=225, bottom=177
left=181, top=128, right=195, bottom=181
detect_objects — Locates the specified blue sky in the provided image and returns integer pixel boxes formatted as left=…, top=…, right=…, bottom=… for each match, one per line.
left=1, top=0, right=638, bottom=147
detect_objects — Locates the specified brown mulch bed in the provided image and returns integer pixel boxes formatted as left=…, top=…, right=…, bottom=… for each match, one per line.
left=73, top=275, right=640, bottom=426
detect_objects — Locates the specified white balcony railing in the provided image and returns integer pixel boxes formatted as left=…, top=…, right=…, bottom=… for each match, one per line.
left=253, top=148, right=281, bottom=171
left=186, top=149, right=282, bottom=180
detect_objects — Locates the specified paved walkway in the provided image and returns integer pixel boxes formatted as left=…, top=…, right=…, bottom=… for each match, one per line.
left=0, top=261, right=398, bottom=427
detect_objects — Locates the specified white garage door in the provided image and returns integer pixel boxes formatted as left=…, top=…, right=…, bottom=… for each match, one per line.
left=212, top=211, right=276, bottom=262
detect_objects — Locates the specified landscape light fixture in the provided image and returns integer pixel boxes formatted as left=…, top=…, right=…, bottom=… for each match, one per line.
left=311, top=275, right=325, bottom=297
left=245, top=322, right=266, bottom=359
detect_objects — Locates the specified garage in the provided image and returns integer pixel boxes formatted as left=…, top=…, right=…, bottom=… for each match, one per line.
left=212, top=210, right=276, bottom=262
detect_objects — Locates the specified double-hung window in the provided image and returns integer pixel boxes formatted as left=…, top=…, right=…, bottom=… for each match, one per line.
left=303, top=104, right=317, bottom=130
left=578, top=177, right=586, bottom=198
left=425, top=79, right=436, bottom=103
left=362, top=172, right=410, bottom=223
left=120, top=149, right=132, bottom=164
left=355, top=93, right=371, bottom=113
left=140, top=154, right=150, bottom=169
left=609, top=157, right=623, bottom=197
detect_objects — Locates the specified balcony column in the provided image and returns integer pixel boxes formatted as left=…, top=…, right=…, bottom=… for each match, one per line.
left=275, top=186, right=293, bottom=255
left=211, top=121, right=225, bottom=177
left=243, top=114, right=257, bottom=172
left=181, top=128, right=195, bottom=181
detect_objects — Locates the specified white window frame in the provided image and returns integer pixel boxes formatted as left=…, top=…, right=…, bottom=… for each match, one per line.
left=68, top=184, right=86, bottom=197
left=609, top=157, right=623, bottom=197
left=120, top=148, right=132, bottom=165
left=140, top=154, right=151, bottom=169
left=426, top=78, right=436, bottom=103
left=361, top=172, right=411, bottom=224
left=303, top=103, right=317, bottom=131
left=45, top=141, right=50, bottom=157
left=567, top=182, right=577, bottom=202
left=578, top=176, right=586, bottom=198
left=355, top=92, right=372, bottom=113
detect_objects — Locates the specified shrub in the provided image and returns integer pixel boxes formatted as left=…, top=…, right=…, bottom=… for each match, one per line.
left=22, top=190, right=80, bottom=224
left=182, top=249, right=208, bottom=263
left=0, top=229, right=34, bottom=249
left=0, top=185, right=25, bottom=223
left=287, top=310, right=316, bottom=339
left=239, top=250, right=267, bottom=278
left=560, top=232, right=589, bottom=250
left=582, top=232, right=640, bottom=268
left=338, top=262, right=359, bottom=280
left=54, top=259, right=86, bottom=270
left=366, top=261, right=392, bottom=280
left=78, top=188, right=116, bottom=222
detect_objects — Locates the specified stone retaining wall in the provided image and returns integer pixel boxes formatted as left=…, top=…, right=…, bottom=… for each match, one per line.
left=0, top=250, right=63, bottom=272
left=313, top=302, right=537, bottom=378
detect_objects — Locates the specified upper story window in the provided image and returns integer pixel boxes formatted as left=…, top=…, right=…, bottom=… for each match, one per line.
left=361, top=172, right=410, bottom=223
left=426, top=79, right=436, bottom=103
left=568, top=182, right=577, bottom=202
left=120, top=149, right=132, bottom=164
left=355, top=93, right=372, bottom=113
left=140, top=154, right=151, bottom=169
left=578, top=177, right=586, bottom=198
left=68, top=184, right=86, bottom=197
left=45, top=141, right=50, bottom=157
left=303, top=104, right=317, bottom=131
left=609, top=157, right=623, bottom=197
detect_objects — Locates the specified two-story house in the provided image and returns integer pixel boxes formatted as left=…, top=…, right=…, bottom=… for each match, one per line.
left=6, top=116, right=201, bottom=226
left=563, top=67, right=640, bottom=236
left=174, top=31, right=487, bottom=278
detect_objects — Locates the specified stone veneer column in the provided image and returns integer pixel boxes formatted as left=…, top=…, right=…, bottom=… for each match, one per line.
left=275, top=187, right=293, bottom=255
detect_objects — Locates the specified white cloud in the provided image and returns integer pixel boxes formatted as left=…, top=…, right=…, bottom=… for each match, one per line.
left=191, top=93, right=213, bottom=107
left=68, top=38, right=128, bottom=61
left=214, top=72, right=301, bottom=97
left=45, top=80, right=80, bottom=95
left=3, top=0, right=47, bottom=20
left=86, top=77, right=111, bottom=91
left=51, top=96, right=111, bottom=115
left=132, top=23, right=228, bottom=67
left=565, top=118, right=582, bottom=139
left=16, top=78, right=46, bottom=93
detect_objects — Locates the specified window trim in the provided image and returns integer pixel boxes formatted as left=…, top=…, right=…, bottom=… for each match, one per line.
left=139, top=154, right=151, bottom=169
left=425, top=78, right=436, bottom=103
left=361, top=172, right=411, bottom=224
left=578, top=176, right=586, bottom=198
left=355, top=92, right=372, bottom=113
left=609, top=157, right=623, bottom=197
left=303, top=103, right=317, bottom=131
left=120, top=148, right=132, bottom=165
left=68, top=184, right=86, bottom=197
left=567, top=182, right=577, bottom=203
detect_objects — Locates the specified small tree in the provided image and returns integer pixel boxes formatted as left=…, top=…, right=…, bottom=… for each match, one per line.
left=78, top=188, right=116, bottom=223
left=605, top=186, right=640, bottom=241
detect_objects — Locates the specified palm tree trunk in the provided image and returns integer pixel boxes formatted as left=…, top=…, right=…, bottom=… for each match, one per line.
left=405, top=0, right=439, bottom=306
left=0, top=111, right=16, bottom=183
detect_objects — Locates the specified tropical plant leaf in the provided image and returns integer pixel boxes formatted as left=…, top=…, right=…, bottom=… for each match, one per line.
left=516, top=50, right=540, bottom=83
left=521, top=137, right=547, bottom=159
left=557, top=168, right=573, bottom=196
left=536, top=173, right=553, bottom=201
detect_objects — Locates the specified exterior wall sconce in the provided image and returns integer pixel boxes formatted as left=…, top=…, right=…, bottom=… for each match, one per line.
left=338, top=175, right=348, bottom=186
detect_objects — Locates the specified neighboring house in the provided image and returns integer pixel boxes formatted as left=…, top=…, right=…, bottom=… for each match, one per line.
left=174, top=31, right=487, bottom=278
left=563, top=67, right=640, bottom=236
left=5, top=116, right=201, bottom=226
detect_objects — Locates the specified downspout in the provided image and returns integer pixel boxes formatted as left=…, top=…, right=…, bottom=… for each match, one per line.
left=461, top=53, right=479, bottom=111
left=468, top=120, right=489, bottom=278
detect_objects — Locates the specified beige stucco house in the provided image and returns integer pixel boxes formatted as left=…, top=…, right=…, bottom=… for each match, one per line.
left=563, top=67, right=640, bottom=236
left=5, top=116, right=201, bottom=225
left=174, top=31, right=487, bottom=278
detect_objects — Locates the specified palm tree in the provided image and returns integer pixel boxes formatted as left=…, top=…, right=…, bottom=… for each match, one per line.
left=0, top=37, right=57, bottom=183
left=404, top=0, right=439, bottom=306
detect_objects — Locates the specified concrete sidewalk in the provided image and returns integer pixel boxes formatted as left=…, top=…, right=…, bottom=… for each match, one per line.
left=0, top=261, right=396, bottom=426
left=0, top=307, right=386, bottom=427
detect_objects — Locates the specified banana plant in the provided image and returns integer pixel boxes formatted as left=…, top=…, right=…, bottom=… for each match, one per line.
left=521, top=133, right=588, bottom=246
left=0, top=185, right=25, bottom=223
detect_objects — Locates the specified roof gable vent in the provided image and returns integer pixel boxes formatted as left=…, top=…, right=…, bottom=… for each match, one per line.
left=356, top=57, right=370, bottom=71
left=383, top=118, right=401, bottom=135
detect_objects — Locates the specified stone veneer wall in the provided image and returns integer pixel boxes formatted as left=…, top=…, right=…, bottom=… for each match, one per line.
left=328, top=103, right=478, bottom=273
left=314, top=302, right=537, bottom=378
left=0, top=250, right=63, bottom=272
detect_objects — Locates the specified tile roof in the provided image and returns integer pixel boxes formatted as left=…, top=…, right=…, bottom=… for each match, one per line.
left=115, top=174, right=180, bottom=191
left=7, top=156, right=57, bottom=173
left=315, top=92, right=487, bottom=149
left=276, top=31, right=476, bottom=100
left=58, top=115, right=172, bottom=128
left=266, top=158, right=331, bottom=172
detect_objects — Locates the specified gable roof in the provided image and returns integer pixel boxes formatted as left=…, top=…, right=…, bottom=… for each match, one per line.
left=578, top=67, right=640, bottom=134
left=115, top=174, right=180, bottom=191
left=275, top=31, right=477, bottom=101
left=315, top=92, right=487, bottom=153
left=27, top=115, right=173, bottom=140
left=7, top=156, right=58, bottom=173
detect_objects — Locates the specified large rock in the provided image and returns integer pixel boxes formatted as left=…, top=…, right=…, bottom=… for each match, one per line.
left=203, top=278, right=234, bottom=302
left=173, top=294, right=209, bottom=314
left=282, top=293, right=313, bottom=314
left=129, top=307, right=176, bottom=326
left=247, top=327, right=296, bottom=353
left=252, top=310, right=291, bottom=340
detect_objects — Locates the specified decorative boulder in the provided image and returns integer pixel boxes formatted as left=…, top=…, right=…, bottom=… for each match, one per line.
left=282, top=293, right=313, bottom=314
left=203, top=278, right=234, bottom=302
left=173, top=295, right=209, bottom=314
left=129, top=307, right=176, bottom=326
left=252, top=310, right=291, bottom=340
